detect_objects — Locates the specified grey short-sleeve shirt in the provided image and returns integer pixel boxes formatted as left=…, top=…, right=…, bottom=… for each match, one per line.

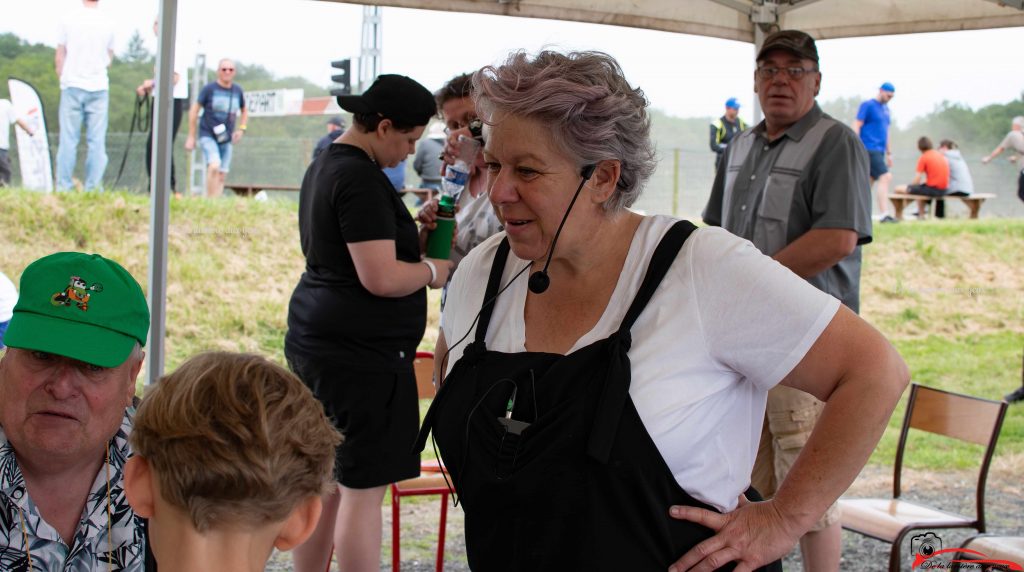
left=999, top=130, right=1024, bottom=156
left=703, top=103, right=872, bottom=312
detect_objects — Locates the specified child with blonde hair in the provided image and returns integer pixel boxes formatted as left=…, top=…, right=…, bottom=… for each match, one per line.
left=125, top=352, right=342, bottom=572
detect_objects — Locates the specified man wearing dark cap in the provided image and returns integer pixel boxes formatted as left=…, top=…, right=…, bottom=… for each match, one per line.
left=285, top=74, right=452, bottom=572
left=311, top=115, right=345, bottom=161
left=710, top=97, right=747, bottom=170
left=0, top=252, right=150, bottom=570
left=703, top=29, right=872, bottom=571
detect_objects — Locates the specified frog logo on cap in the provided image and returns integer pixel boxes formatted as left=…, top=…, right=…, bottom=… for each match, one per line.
left=51, top=274, right=104, bottom=311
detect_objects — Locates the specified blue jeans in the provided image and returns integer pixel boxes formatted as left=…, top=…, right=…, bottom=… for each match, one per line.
left=57, top=87, right=109, bottom=191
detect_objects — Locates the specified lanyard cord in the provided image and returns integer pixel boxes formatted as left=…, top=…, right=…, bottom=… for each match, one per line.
left=19, top=444, right=114, bottom=572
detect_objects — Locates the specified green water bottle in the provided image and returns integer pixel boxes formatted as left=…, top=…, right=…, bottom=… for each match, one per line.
left=425, top=194, right=457, bottom=259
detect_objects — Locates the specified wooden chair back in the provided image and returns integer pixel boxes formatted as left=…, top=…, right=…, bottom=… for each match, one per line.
left=893, top=384, right=1008, bottom=530
left=414, top=351, right=436, bottom=400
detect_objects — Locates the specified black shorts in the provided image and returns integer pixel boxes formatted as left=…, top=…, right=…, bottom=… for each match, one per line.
left=286, top=349, right=420, bottom=489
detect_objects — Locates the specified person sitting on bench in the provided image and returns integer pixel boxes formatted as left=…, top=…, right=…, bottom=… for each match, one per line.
left=907, top=136, right=950, bottom=218
left=939, top=139, right=974, bottom=200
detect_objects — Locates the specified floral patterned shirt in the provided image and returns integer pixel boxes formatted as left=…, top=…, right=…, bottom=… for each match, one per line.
left=0, top=409, right=146, bottom=572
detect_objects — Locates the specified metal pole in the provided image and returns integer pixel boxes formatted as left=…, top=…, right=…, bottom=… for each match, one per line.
left=753, top=25, right=766, bottom=125
left=146, top=0, right=177, bottom=385
left=189, top=53, right=206, bottom=196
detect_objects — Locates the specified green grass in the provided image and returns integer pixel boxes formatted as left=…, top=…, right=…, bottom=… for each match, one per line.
left=1, top=188, right=1023, bottom=472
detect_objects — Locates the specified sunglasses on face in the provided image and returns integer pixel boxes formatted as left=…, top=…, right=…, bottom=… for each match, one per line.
left=220, top=67, right=235, bottom=72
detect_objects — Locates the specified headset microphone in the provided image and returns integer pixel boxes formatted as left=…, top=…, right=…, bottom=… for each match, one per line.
left=528, top=164, right=598, bottom=294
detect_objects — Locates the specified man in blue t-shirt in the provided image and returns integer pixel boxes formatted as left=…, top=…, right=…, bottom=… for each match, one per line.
left=184, top=58, right=248, bottom=197
left=854, top=82, right=896, bottom=222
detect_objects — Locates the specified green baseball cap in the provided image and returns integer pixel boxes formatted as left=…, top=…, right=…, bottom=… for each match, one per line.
left=4, top=252, right=149, bottom=368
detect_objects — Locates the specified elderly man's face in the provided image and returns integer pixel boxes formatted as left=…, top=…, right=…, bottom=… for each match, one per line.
left=755, top=50, right=820, bottom=134
left=0, top=348, right=141, bottom=465
left=217, top=60, right=236, bottom=84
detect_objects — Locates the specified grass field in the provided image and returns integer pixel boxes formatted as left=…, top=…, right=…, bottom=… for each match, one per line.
left=1, top=188, right=1022, bottom=471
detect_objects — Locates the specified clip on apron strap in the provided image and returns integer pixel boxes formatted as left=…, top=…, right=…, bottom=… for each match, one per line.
left=586, top=220, right=698, bottom=463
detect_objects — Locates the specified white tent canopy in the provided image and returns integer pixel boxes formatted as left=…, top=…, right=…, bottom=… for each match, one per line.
left=318, top=0, right=1024, bottom=41
left=145, top=0, right=1024, bottom=383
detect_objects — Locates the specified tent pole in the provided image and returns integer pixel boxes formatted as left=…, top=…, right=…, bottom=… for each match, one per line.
left=752, top=25, right=766, bottom=125
left=146, top=0, right=177, bottom=385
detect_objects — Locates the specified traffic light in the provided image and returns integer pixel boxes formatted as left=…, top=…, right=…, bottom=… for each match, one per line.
left=330, top=58, right=351, bottom=96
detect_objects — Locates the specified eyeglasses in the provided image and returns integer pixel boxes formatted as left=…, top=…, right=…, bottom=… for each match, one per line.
left=220, top=67, right=235, bottom=72
left=444, top=119, right=475, bottom=135
left=756, top=66, right=818, bottom=80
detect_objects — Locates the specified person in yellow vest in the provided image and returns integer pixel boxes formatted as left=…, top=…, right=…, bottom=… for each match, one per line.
left=710, top=97, right=747, bottom=170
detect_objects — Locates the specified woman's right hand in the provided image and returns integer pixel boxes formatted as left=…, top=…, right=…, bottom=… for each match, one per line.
left=425, top=257, right=454, bottom=289
left=417, top=197, right=440, bottom=229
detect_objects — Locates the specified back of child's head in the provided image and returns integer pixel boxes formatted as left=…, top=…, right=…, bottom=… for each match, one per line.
left=130, top=351, right=341, bottom=532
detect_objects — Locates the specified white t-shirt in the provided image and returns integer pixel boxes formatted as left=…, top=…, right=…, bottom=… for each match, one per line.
left=0, top=271, right=18, bottom=323
left=0, top=100, right=19, bottom=151
left=172, top=55, right=189, bottom=100
left=440, top=215, right=839, bottom=512
left=57, top=3, right=115, bottom=91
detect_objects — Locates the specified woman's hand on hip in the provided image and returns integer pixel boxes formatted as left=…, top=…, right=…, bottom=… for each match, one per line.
left=667, top=496, right=801, bottom=572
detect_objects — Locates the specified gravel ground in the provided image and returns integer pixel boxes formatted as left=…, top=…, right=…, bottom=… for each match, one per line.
left=265, top=464, right=1023, bottom=571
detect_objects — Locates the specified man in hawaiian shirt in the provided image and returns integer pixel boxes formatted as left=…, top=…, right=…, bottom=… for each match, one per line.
left=0, top=252, right=150, bottom=571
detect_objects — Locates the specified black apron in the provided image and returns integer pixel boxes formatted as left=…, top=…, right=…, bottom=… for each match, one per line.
left=417, top=221, right=782, bottom=571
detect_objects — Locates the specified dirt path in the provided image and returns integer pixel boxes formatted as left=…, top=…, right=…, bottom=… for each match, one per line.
left=265, top=464, right=1023, bottom=571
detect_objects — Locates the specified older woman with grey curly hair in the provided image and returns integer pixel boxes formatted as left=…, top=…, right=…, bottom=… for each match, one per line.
left=417, top=50, right=907, bottom=572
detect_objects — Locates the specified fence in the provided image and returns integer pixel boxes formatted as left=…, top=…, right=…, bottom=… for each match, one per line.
left=7, top=134, right=1024, bottom=219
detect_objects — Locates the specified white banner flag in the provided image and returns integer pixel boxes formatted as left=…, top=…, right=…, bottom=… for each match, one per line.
left=8, top=78, right=53, bottom=192
left=244, top=88, right=304, bottom=117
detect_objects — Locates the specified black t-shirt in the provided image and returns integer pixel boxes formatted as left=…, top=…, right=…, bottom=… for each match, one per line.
left=285, top=143, right=426, bottom=372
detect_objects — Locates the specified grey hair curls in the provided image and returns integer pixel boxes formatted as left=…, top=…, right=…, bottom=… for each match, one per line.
left=472, top=50, right=656, bottom=211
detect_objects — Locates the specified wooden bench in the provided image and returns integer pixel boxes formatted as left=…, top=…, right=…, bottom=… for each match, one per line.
left=889, top=188, right=997, bottom=220
left=225, top=183, right=300, bottom=197
left=225, top=185, right=436, bottom=203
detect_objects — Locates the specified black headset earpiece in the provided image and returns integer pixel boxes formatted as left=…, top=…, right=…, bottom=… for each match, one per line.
left=528, top=164, right=599, bottom=294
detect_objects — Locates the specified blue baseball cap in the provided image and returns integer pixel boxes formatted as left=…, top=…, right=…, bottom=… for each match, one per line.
left=880, top=82, right=895, bottom=93
left=725, top=97, right=741, bottom=109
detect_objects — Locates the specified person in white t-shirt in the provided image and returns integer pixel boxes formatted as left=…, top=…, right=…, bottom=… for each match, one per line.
left=55, top=0, right=115, bottom=192
left=419, top=50, right=909, bottom=572
left=0, top=270, right=17, bottom=348
left=0, top=99, right=36, bottom=187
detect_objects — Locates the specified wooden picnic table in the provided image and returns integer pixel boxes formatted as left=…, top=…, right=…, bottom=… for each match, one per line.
left=890, top=187, right=997, bottom=220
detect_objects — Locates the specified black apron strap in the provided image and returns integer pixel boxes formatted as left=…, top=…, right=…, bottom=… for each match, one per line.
left=472, top=237, right=512, bottom=347
left=587, top=220, right=698, bottom=463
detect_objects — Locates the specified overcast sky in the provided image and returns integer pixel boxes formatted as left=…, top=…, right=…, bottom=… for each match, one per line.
left=6, top=0, right=1024, bottom=127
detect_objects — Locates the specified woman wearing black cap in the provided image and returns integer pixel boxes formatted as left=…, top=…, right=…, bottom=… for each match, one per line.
left=284, top=74, right=452, bottom=572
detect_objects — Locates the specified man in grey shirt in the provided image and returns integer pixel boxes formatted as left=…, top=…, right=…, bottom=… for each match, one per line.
left=703, top=29, right=872, bottom=572
left=982, top=115, right=1024, bottom=204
